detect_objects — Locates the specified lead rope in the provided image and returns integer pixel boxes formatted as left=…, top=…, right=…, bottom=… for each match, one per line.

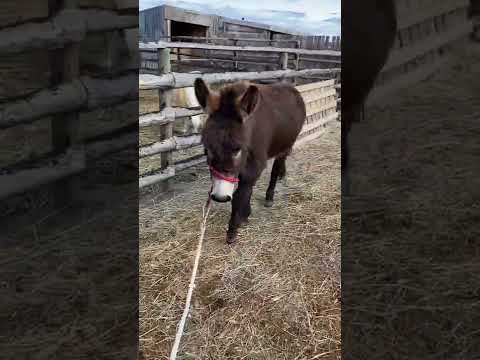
left=169, top=190, right=212, bottom=360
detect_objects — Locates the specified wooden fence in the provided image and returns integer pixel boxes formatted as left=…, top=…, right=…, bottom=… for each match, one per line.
left=151, top=35, right=341, bottom=51
left=140, top=40, right=341, bottom=74
left=0, top=1, right=138, bottom=205
left=368, top=0, right=472, bottom=104
left=139, top=44, right=341, bottom=190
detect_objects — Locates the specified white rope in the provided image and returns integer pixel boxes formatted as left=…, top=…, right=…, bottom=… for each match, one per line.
left=169, top=197, right=212, bottom=360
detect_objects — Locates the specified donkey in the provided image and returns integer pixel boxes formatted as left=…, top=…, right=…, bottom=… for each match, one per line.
left=342, top=0, right=397, bottom=194
left=194, top=78, right=306, bottom=243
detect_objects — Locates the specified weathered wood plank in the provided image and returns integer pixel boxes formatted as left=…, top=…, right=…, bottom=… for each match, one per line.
left=0, top=0, right=49, bottom=29
left=85, top=131, right=137, bottom=159
left=296, top=79, right=335, bottom=93
left=0, top=117, right=52, bottom=169
left=78, top=0, right=116, bottom=8
left=115, top=0, right=138, bottom=9
left=396, top=0, right=469, bottom=30
left=139, top=107, right=204, bottom=127
left=302, top=89, right=336, bottom=103
left=0, top=9, right=138, bottom=55
left=383, top=20, right=472, bottom=71
left=368, top=53, right=450, bottom=105
left=139, top=154, right=208, bottom=188
left=140, top=41, right=341, bottom=57
left=0, top=51, right=50, bottom=102
left=80, top=29, right=134, bottom=72
left=139, top=166, right=176, bottom=188
left=164, top=6, right=212, bottom=27
left=79, top=100, right=139, bottom=141
left=299, top=112, right=338, bottom=136
left=0, top=73, right=138, bottom=129
left=0, top=149, right=85, bottom=201
left=160, top=35, right=298, bottom=45
left=172, top=57, right=281, bottom=69
left=305, top=100, right=337, bottom=117
left=139, top=68, right=340, bottom=90
left=140, top=134, right=202, bottom=157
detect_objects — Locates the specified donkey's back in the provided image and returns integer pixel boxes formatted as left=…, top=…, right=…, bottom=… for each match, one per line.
left=250, top=83, right=306, bottom=159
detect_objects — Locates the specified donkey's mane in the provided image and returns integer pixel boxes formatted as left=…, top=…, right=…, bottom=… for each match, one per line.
left=217, top=82, right=250, bottom=115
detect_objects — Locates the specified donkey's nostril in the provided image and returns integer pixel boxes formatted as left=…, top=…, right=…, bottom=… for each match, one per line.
left=211, top=194, right=232, bottom=203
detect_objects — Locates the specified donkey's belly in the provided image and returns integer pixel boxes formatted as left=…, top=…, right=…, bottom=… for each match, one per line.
left=267, top=125, right=302, bottom=158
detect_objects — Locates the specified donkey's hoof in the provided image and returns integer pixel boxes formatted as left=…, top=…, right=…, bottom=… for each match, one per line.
left=226, top=231, right=237, bottom=244
left=265, top=200, right=274, bottom=208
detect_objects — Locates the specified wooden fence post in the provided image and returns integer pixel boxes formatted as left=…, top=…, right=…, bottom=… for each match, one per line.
left=293, top=53, right=300, bottom=85
left=51, top=0, right=82, bottom=207
left=233, top=39, right=238, bottom=70
left=280, top=52, right=289, bottom=70
left=158, top=48, right=173, bottom=192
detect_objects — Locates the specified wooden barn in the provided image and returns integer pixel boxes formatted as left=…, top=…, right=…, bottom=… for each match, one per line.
left=139, top=4, right=341, bottom=50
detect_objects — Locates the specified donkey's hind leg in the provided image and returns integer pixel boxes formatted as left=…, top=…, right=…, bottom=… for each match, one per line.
left=265, top=155, right=287, bottom=207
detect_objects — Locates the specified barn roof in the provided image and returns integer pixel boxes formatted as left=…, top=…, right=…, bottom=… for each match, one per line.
left=140, top=4, right=306, bottom=36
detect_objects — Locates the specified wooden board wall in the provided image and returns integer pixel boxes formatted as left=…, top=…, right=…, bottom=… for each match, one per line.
left=368, top=0, right=471, bottom=105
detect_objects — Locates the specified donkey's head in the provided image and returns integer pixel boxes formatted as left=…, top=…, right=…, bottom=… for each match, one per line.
left=194, top=78, right=259, bottom=202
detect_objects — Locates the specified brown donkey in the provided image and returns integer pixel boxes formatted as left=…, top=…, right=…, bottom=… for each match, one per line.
left=194, top=78, right=306, bottom=243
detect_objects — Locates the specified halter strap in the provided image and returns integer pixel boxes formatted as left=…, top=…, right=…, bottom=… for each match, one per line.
left=209, top=166, right=239, bottom=183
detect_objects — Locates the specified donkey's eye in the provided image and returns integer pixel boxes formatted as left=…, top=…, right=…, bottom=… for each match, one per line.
left=232, top=148, right=242, bottom=160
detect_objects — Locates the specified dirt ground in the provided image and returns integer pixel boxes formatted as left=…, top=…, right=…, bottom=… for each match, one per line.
left=343, top=40, right=480, bottom=357
left=139, top=122, right=341, bottom=359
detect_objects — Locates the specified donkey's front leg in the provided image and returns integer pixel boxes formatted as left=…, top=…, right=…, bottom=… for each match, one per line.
left=226, top=180, right=254, bottom=244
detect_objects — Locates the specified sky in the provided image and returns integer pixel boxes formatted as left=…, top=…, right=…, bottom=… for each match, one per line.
left=139, top=0, right=341, bottom=36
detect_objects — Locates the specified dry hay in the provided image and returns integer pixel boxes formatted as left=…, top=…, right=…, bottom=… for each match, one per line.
left=343, top=41, right=480, bottom=357
left=140, top=123, right=341, bottom=359
left=0, top=177, right=138, bottom=359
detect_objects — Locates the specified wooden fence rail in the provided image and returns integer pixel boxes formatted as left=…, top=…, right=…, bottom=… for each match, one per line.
left=1, top=74, right=138, bottom=129
left=139, top=107, right=203, bottom=128
left=140, top=41, right=340, bottom=57
left=156, top=35, right=302, bottom=46
left=0, top=9, right=137, bottom=55
left=140, top=68, right=340, bottom=90
left=140, top=40, right=340, bottom=74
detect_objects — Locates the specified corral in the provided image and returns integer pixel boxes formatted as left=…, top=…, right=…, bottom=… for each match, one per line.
left=138, top=13, right=342, bottom=358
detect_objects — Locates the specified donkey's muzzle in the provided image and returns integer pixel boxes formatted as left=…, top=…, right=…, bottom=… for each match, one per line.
left=210, top=178, right=235, bottom=202
left=209, top=166, right=238, bottom=203
left=211, top=193, right=232, bottom=203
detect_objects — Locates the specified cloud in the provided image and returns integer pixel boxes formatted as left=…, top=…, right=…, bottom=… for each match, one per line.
left=140, top=0, right=340, bottom=35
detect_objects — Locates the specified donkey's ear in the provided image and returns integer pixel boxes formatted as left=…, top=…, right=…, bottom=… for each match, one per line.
left=239, top=85, right=258, bottom=118
left=194, top=78, right=219, bottom=114
left=194, top=78, right=209, bottom=109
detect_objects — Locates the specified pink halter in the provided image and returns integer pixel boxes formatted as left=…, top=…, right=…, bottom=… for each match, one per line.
left=209, top=166, right=239, bottom=183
